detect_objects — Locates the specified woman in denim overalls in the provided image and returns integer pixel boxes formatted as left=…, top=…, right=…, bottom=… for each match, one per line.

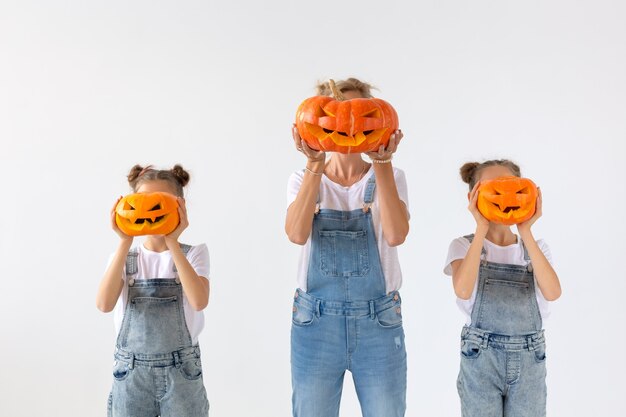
left=445, top=160, right=562, bottom=417
left=286, top=79, right=410, bottom=417
left=97, top=165, right=210, bottom=417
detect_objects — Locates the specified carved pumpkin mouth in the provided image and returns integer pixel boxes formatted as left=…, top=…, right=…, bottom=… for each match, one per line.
left=304, top=123, right=387, bottom=147
left=493, top=204, right=521, bottom=213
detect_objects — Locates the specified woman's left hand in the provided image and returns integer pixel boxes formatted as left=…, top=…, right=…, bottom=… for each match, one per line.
left=517, top=188, right=542, bottom=235
left=165, top=197, right=189, bottom=246
left=366, top=129, right=403, bottom=161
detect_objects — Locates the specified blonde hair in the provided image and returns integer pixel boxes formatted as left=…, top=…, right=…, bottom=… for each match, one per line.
left=460, top=159, right=521, bottom=190
left=127, top=164, right=190, bottom=197
left=316, top=78, right=375, bottom=98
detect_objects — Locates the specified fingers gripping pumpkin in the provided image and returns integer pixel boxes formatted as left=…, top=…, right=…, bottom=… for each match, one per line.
left=115, top=192, right=180, bottom=236
left=477, top=176, right=538, bottom=225
left=295, top=80, right=399, bottom=154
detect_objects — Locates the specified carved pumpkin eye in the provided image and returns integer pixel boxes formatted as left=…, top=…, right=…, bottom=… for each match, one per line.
left=115, top=192, right=180, bottom=236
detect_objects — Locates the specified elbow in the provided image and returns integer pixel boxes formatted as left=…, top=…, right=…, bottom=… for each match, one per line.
left=96, top=299, right=115, bottom=313
left=287, top=231, right=308, bottom=246
left=190, top=298, right=209, bottom=311
left=454, top=289, right=472, bottom=300
left=385, top=235, right=406, bottom=247
left=543, top=287, right=562, bottom=302
left=453, top=283, right=472, bottom=300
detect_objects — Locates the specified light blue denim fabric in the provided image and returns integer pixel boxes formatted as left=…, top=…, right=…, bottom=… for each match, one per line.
left=108, top=249, right=209, bottom=417
left=457, top=235, right=547, bottom=417
left=291, top=176, right=407, bottom=417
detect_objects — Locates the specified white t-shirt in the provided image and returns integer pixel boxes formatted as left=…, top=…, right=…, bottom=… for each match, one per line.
left=287, top=166, right=409, bottom=293
left=443, top=236, right=553, bottom=326
left=110, top=243, right=210, bottom=345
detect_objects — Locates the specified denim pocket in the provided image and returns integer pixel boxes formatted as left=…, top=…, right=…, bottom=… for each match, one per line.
left=180, top=358, right=203, bottom=380
left=375, top=304, right=403, bottom=329
left=292, top=304, right=316, bottom=327
left=533, top=343, right=547, bottom=363
left=460, top=340, right=482, bottom=360
left=319, top=230, right=370, bottom=277
left=112, top=361, right=131, bottom=381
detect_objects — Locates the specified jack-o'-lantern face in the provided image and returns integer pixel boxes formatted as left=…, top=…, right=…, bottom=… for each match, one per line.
left=115, top=192, right=179, bottom=236
left=295, top=96, right=399, bottom=154
left=477, top=176, right=538, bottom=225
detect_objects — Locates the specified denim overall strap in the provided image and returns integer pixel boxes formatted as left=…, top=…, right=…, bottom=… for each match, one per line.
left=463, top=234, right=486, bottom=258
left=306, top=174, right=386, bottom=302
left=466, top=235, right=542, bottom=335
left=116, top=245, right=195, bottom=356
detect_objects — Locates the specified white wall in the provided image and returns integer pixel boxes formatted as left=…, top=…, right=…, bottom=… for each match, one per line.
left=1, top=1, right=624, bottom=416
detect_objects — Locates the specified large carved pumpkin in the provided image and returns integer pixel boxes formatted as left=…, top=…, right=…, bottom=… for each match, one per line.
left=115, top=192, right=179, bottom=236
left=477, top=176, right=538, bottom=225
left=295, top=83, right=399, bottom=154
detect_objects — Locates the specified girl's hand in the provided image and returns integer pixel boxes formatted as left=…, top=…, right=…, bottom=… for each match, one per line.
left=517, top=188, right=542, bottom=235
left=165, top=197, right=189, bottom=246
left=468, top=181, right=490, bottom=234
left=292, top=124, right=325, bottom=162
left=366, top=129, right=403, bottom=161
left=110, top=196, right=133, bottom=243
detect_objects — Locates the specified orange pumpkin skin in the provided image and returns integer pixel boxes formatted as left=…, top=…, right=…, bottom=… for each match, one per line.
left=295, top=96, right=399, bottom=154
left=477, top=176, right=538, bottom=225
left=115, top=192, right=180, bottom=236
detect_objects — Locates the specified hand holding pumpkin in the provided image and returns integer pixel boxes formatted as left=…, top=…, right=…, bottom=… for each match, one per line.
left=292, top=124, right=325, bottom=162
left=111, top=196, right=134, bottom=242
left=366, top=129, right=403, bottom=161
left=516, top=188, right=542, bottom=236
left=468, top=182, right=490, bottom=234
left=164, top=197, right=189, bottom=247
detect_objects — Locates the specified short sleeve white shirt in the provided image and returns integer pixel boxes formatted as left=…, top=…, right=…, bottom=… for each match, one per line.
left=443, top=236, right=553, bottom=325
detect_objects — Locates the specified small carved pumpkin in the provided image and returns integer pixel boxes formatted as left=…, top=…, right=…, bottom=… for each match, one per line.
left=115, top=192, right=179, bottom=236
left=295, top=81, right=399, bottom=154
left=477, top=176, right=538, bottom=225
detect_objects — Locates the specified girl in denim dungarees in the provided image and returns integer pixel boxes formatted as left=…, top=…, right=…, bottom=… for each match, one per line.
left=286, top=78, right=410, bottom=417
left=445, top=160, right=562, bottom=417
left=97, top=165, right=210, bottom=417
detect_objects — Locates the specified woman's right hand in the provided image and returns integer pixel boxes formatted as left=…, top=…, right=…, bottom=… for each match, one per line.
left=468, top=182, right=489, bottom=233
left=110, top=196, right=134, bottom=243
left=292, top=124, right=325, bottom=162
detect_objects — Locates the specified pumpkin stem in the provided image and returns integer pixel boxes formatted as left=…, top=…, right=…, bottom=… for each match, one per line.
left=328, top=79, right=345, bottom=101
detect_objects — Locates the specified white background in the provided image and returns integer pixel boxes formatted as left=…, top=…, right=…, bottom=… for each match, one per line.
left=1, top=1, right=624, bottom=416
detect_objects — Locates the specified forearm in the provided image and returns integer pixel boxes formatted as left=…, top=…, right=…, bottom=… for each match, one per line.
left=285, top=160, right=324, bottom=244
left=372, top=163, right=409, bottom=246
left=96, top=239, right=132, bottom=312
left=168, top=244, right=210, bottom=311
left=519, top=230, right=562, bottom=301
left=452, top=227, right=488, bottom=299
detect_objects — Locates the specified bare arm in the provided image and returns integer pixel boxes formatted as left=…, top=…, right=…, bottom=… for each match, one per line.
left=366, top=131, right=409, bottom=246
left=285, top=125, right=326, bottom=245
left=517, top=189, right=562, bottom=301
left=165, top=198, right=210, bottom=311
left=450, top=182, right=490, bottom=300
left=96, top=198, right=132, bottom=313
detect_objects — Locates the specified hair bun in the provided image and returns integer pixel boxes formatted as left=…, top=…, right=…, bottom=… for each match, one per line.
left=460, top=162, right=480, bottom=184
left=127, top=164, right=146, bottom=187
left=171, top=164, right=190, bottom=187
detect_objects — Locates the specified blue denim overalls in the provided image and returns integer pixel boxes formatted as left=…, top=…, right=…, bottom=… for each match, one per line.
left=458, top=234, right=547, bottom=417
left=291, top=175, right=407, bottom=417
left=108, top=245, right=209, bottom=417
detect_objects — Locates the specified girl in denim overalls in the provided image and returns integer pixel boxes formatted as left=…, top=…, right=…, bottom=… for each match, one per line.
left=97, top=164, right=210, bottom=417
left=286, top=78, right=410, bottom=417
left=444, top=160, right=562, bottom=417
